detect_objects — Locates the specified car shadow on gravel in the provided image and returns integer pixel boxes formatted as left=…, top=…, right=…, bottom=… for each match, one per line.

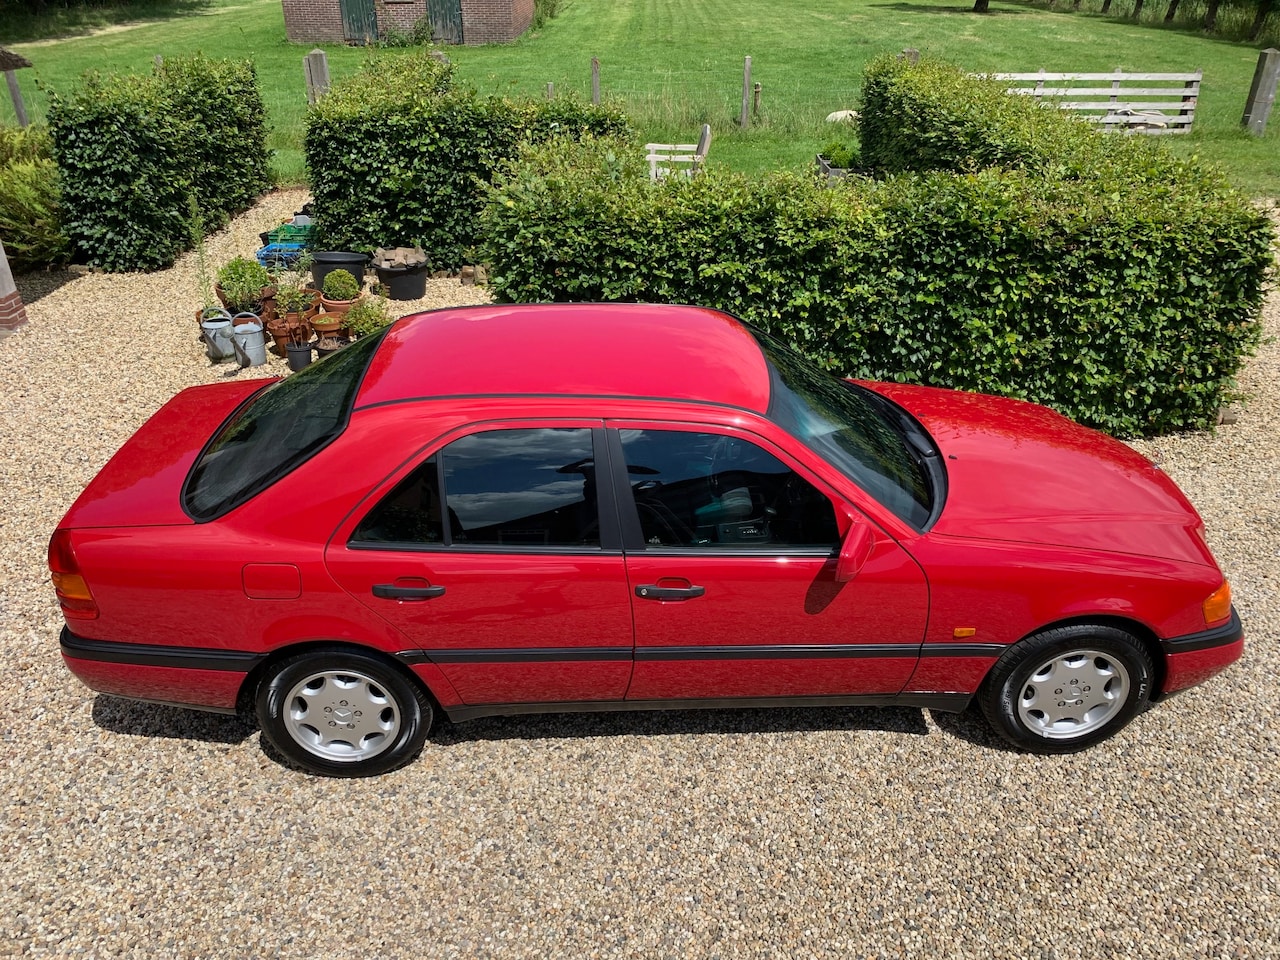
left=928, top=705, right=1019, bottom=751
left=91, top=695, right=255, bottom=744
left=429, top=704, right=931, bottom=746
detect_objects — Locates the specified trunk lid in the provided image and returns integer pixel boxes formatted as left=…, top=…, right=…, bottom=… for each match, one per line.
left=59, top=379, right=270, bottom=529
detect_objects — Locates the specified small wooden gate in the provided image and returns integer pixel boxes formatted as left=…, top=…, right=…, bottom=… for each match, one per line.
left=427, top=0, right=463, bottom=43
left=340, top=0, right=378, bottom=43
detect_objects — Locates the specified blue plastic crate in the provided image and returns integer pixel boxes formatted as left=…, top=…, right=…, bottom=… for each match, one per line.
left=255, top=242, right=307, bottom=269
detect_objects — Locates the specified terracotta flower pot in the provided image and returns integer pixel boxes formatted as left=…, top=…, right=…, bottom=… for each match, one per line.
left=319, top=295, right=357, bottom=318
left=310, top=313, right=349, bottom=340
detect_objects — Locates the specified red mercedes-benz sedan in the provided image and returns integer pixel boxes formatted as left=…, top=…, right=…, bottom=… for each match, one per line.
left=50, top=304, right=1243, bottom=776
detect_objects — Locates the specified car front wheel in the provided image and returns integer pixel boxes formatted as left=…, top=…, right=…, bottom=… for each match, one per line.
left=979, top=624, right=1154, bottom=753
left=256, top=647, right=432, bottom=777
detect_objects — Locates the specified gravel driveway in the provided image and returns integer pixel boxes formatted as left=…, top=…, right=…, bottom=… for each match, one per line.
left=3, top=189, right=1277, bottom=959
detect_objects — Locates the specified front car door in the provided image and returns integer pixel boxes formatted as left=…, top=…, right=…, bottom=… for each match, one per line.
left=326, top=422, right=634, bottom=706
left=610, top=422, right=928, bottom=702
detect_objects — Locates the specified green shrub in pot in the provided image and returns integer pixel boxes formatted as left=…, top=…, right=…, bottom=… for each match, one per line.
left=321, top=269, right=361, bottom=302
left=216, top=256, right=272, bottom=313
left=345, top=295, right=395, bottom=338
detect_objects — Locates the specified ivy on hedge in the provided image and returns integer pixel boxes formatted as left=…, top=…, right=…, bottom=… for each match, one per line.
left=304, top=50, right=629, bottom=269
left=47, top=55, right=270, bottom=272
left=481, top=131, right=1272, bottom=437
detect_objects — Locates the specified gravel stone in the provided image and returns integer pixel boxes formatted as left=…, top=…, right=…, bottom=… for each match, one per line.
left=1, top=191, right=1277, bottom=959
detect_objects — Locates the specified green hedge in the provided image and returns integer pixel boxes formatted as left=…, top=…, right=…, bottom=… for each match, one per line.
left=47, top=55, right=270, bottom=272
left=0, top=126, right=70, bottom=271
left=858, top=53, right=1211, bottom=189
left=305, top=51, right=630, bottom=269
left=481, top=136, right=1272, bottom=437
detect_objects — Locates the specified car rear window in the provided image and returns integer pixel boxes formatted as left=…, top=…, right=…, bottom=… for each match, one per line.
left=183, top=332, right=386, bottom=521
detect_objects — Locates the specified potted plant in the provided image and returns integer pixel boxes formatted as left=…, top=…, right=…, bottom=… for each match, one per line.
left=314, top=335, right=350, bottom=358
left=274, top=279, right=319, bottom=320
left=284, top=321, right=314, bottom=372
left=317, top=268, right=361, bottom=327
left=344, top=295, right=395, bottom=339
left=815, top=140, right=861, bottom=182
left=216, top=257, right=274, bottom=316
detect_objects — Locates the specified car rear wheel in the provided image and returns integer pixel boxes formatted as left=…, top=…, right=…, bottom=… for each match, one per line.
left=256, top=648, right=432, bottom=777
left=979, top=624, right=1154, bottom=753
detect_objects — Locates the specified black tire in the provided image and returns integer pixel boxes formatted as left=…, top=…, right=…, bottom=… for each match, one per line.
left=256, top=647, right=432, bottom=777
left=978, top=624, right=1154, bottom=753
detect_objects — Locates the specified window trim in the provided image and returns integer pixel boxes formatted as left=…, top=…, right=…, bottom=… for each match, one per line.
left=345, top=420, right=621, bottom=554
left=604, top=420, right=847, bottom=555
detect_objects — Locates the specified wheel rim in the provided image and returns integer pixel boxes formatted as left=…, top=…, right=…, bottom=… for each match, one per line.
left=282, top=669, right=401, bottom=762
left=1016, top=648, right=1131, bottom=740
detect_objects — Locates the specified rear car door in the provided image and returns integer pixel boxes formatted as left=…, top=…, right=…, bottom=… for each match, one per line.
left=610, top=422, right=928, bottom=701
left=325, top=422, right=634, bottom=705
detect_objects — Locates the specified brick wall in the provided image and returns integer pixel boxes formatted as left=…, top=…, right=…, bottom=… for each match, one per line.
left=0, top=241, right=28, bottom=338
left=282, top=0, right=347, bottom=42
left=459, top=0, right=533, bottom=43
left=380, top=0, right=429, bottom=34
left=283, top=0, right=532, bottom=45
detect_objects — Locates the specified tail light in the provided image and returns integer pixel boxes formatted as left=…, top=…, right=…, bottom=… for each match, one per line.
left=1202, top=580, right=1232, bottom=628
left=48, top=529, right=98, bottom=621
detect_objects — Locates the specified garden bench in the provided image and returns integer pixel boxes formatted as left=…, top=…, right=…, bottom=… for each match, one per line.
left=645, top=124, right=713, bottom=180
left=988, top=69, right=1201, bottom=134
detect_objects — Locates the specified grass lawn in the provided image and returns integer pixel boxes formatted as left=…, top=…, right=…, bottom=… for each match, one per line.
left=2, top=0, right=1278, bottom=194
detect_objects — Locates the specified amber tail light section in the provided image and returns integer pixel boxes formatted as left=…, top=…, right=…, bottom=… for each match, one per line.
left=48, top=529, right=98, bottom=620
left=1202, top=580, right=1232, bottom=628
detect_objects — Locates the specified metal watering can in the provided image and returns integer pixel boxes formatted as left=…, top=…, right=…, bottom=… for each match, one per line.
left=199, top=308, right=237, bottom=363
left=230, top=313, right=268, bottom=368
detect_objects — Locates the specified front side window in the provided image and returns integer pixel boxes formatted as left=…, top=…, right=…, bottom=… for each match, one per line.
left=353, top=427, right=601, bottom=548
left=618, top=429, right=839, bottom=549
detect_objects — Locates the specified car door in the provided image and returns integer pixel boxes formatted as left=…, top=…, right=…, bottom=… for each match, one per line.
left=325, top=422, right=635, bottom=705
left=609, top=422, right=928, bottom=702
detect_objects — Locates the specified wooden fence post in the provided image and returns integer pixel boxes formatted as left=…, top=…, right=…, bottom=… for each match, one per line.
left=3, top=72, right=27, bottom=127
left=591, top=58, right=600, bottom=105
left=1242, top=48, right=1280, bottom=135
left=304, top=49, right=330, bottom=105
left=546, top=82, right=555, bottom=99
left=740, top=56, right=752, bottom=128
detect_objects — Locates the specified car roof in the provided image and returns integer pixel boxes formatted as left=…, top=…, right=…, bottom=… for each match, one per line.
left=354, top=303, right=773, bottom=413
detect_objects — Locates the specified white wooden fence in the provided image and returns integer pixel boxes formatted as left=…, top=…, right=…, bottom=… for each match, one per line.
left=989, top=69, right=1201, bottom=134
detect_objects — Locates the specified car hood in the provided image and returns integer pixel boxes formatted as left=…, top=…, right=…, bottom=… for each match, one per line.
left=58, top=379, right=271, bottom=529
left=864, top=383, right=1214, bottom=566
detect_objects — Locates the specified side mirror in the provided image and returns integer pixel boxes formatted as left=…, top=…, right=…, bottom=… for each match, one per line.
left=835, top=519, right=875, bottom=583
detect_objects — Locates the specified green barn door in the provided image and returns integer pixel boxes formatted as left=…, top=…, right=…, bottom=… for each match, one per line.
left=340, top=0, right=378, bottom=42
left=427, top=0, right=463, bottom=43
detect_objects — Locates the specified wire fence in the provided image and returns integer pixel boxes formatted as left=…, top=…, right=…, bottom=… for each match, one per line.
left=469, top=60, right=863, bottom=137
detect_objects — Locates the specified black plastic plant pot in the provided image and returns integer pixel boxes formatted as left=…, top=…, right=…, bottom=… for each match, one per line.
left=315, top=337, right=350, bottom=358
left=374, top=262, right=429, bottom=300
left=286, top=342, right=313, bottom=372
left=311, top=252, right=368, bottom=292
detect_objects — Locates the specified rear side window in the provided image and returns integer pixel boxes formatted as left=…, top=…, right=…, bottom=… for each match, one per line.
left=184, top=333, right=385, bottom=521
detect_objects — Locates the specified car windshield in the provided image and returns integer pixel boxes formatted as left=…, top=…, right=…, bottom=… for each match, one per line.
left=750, top=329, right=934, bottom=529
left=184, top=332, right=386, bottom=521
